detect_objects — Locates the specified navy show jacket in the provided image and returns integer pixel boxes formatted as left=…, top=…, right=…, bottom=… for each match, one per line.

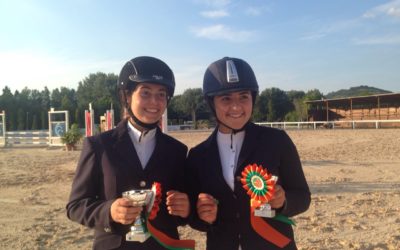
left=186, top=122, right=311, bottom=250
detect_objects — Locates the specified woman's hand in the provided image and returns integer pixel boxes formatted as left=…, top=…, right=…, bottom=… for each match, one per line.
left=166, top=190, right=190, bottom=218
left=197, top=193, right=218, bottom=224
left=110, top=198, right=143, bottom=225
left=270, top=185, right=286, bottom=209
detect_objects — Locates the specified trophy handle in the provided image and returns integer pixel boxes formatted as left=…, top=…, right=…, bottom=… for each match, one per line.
left=147, top=189, right=156, bottom=213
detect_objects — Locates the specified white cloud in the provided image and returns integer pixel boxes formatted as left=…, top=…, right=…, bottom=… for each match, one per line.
left=245, top=7, right=262, bottom=16
left=352, top=34, right=400, bottom=45
left=388, top=6, right=400, bottom=17
left=363, top=0, right=400, bottom=19
left=300, top=32, right=327, bottom=41
left=190, top=24, right=254, bottom=42
left=300, top=19, right=360, bottom=41
left=194, top=0, right=231, bottom=8
left=301, top=2, right=400, bottom=43
left=200, top=10, right=229, bottom=18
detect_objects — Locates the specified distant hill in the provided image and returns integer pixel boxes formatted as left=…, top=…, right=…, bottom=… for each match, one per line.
left=325, top=85, right=392, bottom=99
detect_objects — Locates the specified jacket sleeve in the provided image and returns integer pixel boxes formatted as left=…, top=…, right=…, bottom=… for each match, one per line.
left=66, top=137, right=114, bottom=232
left=171, top=143, right=190, bottom=227
left=185, top=148, right=216, bottom=232
left=278, top=130, right=311, bottom=217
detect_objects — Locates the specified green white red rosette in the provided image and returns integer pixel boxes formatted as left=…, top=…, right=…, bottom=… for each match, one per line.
left=241, top=163, right=277, bottom=205
left=148, top=182, right=162, bottom=220
left=240, top=163, right=293, bottom=248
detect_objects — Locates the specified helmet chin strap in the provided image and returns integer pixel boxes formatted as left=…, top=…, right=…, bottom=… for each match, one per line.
left=123, top=90, right=159, bottom=131
left=207, top=97, right=250, bottom=149
left=217, top=118, right=247, bottom=134
left=127, top=107, right=159, bottom=131
left=208, top=97, right=248, bottom=133
left=217, top=118, right=248, bottom=149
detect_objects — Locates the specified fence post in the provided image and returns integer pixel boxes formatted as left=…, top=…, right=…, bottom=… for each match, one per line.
left=0, top=111, right=5, bottom=146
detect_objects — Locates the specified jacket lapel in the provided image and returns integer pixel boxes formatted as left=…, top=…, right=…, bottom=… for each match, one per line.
left=235, top=123, right=259, bottom=175
left=205, top=128, right=235, bottom=191
left=143, top=127, right=163, bottom=174
left=113, top=120, right=145, bottom=178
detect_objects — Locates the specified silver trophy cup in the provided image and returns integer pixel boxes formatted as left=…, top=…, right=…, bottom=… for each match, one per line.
left=122, top=189, right=155, bottom=242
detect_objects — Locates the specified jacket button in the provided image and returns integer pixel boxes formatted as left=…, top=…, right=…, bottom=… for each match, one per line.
left=236, top=213, right=240, bottom=219
left=140, top=181, right=146, bottom=187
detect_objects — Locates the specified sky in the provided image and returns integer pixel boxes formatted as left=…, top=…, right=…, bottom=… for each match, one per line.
left=1, top=0, right=400, bottom=96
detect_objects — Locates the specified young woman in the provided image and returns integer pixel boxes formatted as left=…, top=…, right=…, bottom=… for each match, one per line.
left=67, top=56, right=190, bottom=250
left=187, top=57, right=311, bottom=249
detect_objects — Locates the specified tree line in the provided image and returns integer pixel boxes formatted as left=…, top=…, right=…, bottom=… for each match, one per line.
left=0, top=72, right=323, bottom=131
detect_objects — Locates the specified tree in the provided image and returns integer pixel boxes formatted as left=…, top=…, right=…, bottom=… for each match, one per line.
left=304, top=89, right=324, bottom=101
left=168, top=95, right=187, bottom=124
left=252, top=95, right=265, bottom=122
left=31, top=114, right=39, bottom=130
left=285, top=90, right=306, bottom=121
left=286, top=90, right=305, bottom=102
left=0, top=87, right=17, bottom=130
left=40, top=87, right=51, bottom=129
left=17, top=108, right=25, bottom=130
left=41, top=87, right=51, bottom=110
left=41, top=111, right=47, bottom=130
left=177, top=88, right=205, bottom=129
left=254, top=88, right=292, bottom=122
left=51, top=88, right=62, bottom=109
left=59, top=87, right=76, bottom=124
left=74, top=108, right=82, bottom=128
left=76, top=72, right=119, bottom=125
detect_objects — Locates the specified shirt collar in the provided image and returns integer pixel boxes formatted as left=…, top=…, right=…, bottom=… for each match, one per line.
left=217, top=130, right=245, bottom=148
left=127, top=121, right=157, bottom=143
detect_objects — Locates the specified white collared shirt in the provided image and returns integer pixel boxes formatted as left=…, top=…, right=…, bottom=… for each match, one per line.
left=217, top=130, right=245, bottom=190
left=127, top=122, right=157, bottom=169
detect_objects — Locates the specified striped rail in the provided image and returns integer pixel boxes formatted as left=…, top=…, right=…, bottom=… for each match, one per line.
left=4, top=131, right=49, bottom=146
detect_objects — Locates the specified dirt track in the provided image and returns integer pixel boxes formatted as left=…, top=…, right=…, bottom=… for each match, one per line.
left=1, top=129, right=399, bottom=249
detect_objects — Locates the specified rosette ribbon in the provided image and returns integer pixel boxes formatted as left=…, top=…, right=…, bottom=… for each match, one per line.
left=241, top=164, right=293, bottom=248
left=146, top=182, right=195, bottom=250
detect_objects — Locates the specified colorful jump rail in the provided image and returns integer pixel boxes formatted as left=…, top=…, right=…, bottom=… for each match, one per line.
left=3, top=131, right=49, bottom=146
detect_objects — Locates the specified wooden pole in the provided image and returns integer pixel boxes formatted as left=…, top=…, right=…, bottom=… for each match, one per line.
left=326, top=101, right=329, bottom=121
left=350, top=99, right=353, bottom=120
left=378, top=97, right=380, bottom=120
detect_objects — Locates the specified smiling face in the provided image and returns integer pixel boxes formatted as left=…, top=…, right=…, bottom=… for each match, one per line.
left=213, top=90, right=253, bottom=133
left=128, top=83, right=167, bottom=128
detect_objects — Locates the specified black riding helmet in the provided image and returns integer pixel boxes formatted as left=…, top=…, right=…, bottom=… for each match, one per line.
left=203, top=57, right=258, bottom=98
left=203, top=56, right=259, bottom=111
left=203, top=57, right=259, bottom=135
left=117, top=56, right=175, bottom=129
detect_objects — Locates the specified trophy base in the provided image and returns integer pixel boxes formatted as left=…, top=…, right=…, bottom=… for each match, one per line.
left=254, top=207, right=275, bottom=218
left=126, top=231, right=150, bottom=242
